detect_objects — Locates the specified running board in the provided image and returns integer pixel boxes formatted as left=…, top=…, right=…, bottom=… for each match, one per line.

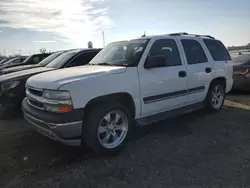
left=136, top=102, right=204, bottom=126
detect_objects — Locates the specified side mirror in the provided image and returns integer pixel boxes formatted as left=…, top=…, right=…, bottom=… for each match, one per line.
left=144, top=55, right=167, bottom=69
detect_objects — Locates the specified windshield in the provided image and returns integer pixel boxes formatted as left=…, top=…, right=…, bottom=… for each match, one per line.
left=0, top=59, right=7, bottom=64
left=46, top=50, right=80, bottom=68
left=21, top=55, right=33, bottom=64
left=39, top=51, right=64, bottom=66
left=89, top=39, right=149, bottom=67
left=1, top=58, right=18, bottom=65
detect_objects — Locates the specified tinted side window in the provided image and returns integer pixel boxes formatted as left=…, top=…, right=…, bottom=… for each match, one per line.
left=181, top=39, right=208, bottom=64
left=66, top=52, right=98, bottom=67
left=148, top=39, right=182, bottom=67
left=203, top=39, right=231, bottom=61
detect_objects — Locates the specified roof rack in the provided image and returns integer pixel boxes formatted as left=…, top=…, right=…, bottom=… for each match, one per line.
left=168, top=32, right=215, bottom=39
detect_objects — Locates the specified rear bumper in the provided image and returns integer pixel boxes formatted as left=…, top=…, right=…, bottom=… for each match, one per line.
left=22, top=98, right=84, bottom=146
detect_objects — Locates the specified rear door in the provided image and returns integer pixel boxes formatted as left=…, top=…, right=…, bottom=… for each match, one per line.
left=179, top=38, right=212, bottom=104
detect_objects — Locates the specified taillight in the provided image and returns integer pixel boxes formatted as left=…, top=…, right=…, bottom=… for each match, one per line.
left=233, top=68, right=249, bottom=75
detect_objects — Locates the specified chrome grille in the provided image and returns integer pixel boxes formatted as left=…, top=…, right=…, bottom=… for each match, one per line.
left=26, top=86, right=44, bottom=110
left=27, top=87, right=43, bottom=96
left=28, top=99, right=43, bottom=109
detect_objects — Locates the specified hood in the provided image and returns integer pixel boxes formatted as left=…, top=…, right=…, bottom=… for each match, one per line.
left=1, top=64, right=41, bottom=74
left=0, top=67, right=55, bottom=83
left=27, top=65, right=127, bottom=90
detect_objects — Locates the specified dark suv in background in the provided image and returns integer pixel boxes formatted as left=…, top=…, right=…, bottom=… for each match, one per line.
left=232, top=53, right=250, bottom=91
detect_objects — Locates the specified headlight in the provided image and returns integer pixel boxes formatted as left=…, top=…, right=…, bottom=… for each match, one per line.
left=1, top=81, right=20, bottom=91
left=43, top=90, right=71, bottom=100
left=41, top=90, right=73, bottom=113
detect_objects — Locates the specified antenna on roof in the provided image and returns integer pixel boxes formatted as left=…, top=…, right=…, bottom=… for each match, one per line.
left=141, top=31, right=146, bottom=37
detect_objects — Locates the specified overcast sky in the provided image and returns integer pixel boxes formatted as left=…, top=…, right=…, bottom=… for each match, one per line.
left=0, top=0, right=249, bottom=55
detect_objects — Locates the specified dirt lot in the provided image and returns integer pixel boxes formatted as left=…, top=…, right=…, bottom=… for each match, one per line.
left=1, top=94, right=250, bottom=188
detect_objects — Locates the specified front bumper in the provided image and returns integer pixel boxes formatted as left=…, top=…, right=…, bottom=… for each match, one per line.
left=22, top=98, right=84, bottom=146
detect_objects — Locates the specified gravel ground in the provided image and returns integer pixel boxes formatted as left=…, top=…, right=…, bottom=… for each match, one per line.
left=1, top=94, right=250, bottom=188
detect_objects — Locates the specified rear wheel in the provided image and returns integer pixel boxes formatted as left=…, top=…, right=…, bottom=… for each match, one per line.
left=204, top=81, right=225, bottom=112
left=83, top=102, right=132, bottom=154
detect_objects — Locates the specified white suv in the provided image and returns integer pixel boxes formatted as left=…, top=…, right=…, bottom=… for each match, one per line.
left=22, top=33, right=233, bottom=153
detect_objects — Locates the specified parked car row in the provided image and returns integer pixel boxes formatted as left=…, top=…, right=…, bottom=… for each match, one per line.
left=0, top=33, right=235, bottom=154
left=0, top=56, right=28, bottom=68
left=0, top=53, right=52, bottom=71
left=0, top=49, right=101, bottom=108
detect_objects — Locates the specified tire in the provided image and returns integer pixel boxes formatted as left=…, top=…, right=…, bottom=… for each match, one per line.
left=82, top=102, right=132, bottom=154
left=204, top=81, right=225, bottom=112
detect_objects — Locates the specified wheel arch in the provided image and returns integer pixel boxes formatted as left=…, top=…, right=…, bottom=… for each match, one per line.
left=210, top=77, right=226, bottom=90
left=84, top=92, right=136, bottom=119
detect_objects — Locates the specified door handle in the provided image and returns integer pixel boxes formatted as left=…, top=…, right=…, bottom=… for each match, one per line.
left=205, top=68, right=212, bottom=73
left=179, top=71, right=186, bottom=77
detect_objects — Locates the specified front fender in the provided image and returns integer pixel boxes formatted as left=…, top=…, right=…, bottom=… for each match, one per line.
left=59, top=67, right=142, bottom=118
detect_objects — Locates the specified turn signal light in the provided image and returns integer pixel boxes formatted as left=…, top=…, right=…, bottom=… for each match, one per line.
left=58, top=106, right=73, bottom=113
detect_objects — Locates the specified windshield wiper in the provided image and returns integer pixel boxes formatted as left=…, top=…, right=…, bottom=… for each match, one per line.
left=89, top=62, right=130, bottom=67
left=89, top=62, right=113, bottom=66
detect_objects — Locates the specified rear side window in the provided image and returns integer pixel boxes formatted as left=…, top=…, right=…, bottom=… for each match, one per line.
left=149, top=39, right=182, bottom=66
left=181, top=39, right=208, bottom=64
left=203, top=39, right=231, bottom=61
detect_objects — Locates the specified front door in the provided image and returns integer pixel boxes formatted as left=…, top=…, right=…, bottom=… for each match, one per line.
left=138, top=38, right=188, bottom=117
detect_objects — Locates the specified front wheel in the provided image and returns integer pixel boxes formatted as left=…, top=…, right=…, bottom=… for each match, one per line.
left=83, top=103, right=132, bottom=154
left=204, top=81, right=225, bottom=112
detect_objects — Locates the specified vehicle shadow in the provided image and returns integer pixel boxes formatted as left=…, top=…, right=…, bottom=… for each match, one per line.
left=1, top=96, right=250, bottom=186
left=0, top=109, right=208, bottom=185
left=0, top=106, right=23, bottom=120
left=131, top=110, right=204, bottom=140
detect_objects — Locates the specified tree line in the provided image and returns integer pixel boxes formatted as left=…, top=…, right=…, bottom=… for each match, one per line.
left=228, top=43, right=250, bottom=51
left=0, top=41, right=94, bottom=61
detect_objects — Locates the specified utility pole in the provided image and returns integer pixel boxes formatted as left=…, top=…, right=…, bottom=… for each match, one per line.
left=102, top=31, right=105, bottom=47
